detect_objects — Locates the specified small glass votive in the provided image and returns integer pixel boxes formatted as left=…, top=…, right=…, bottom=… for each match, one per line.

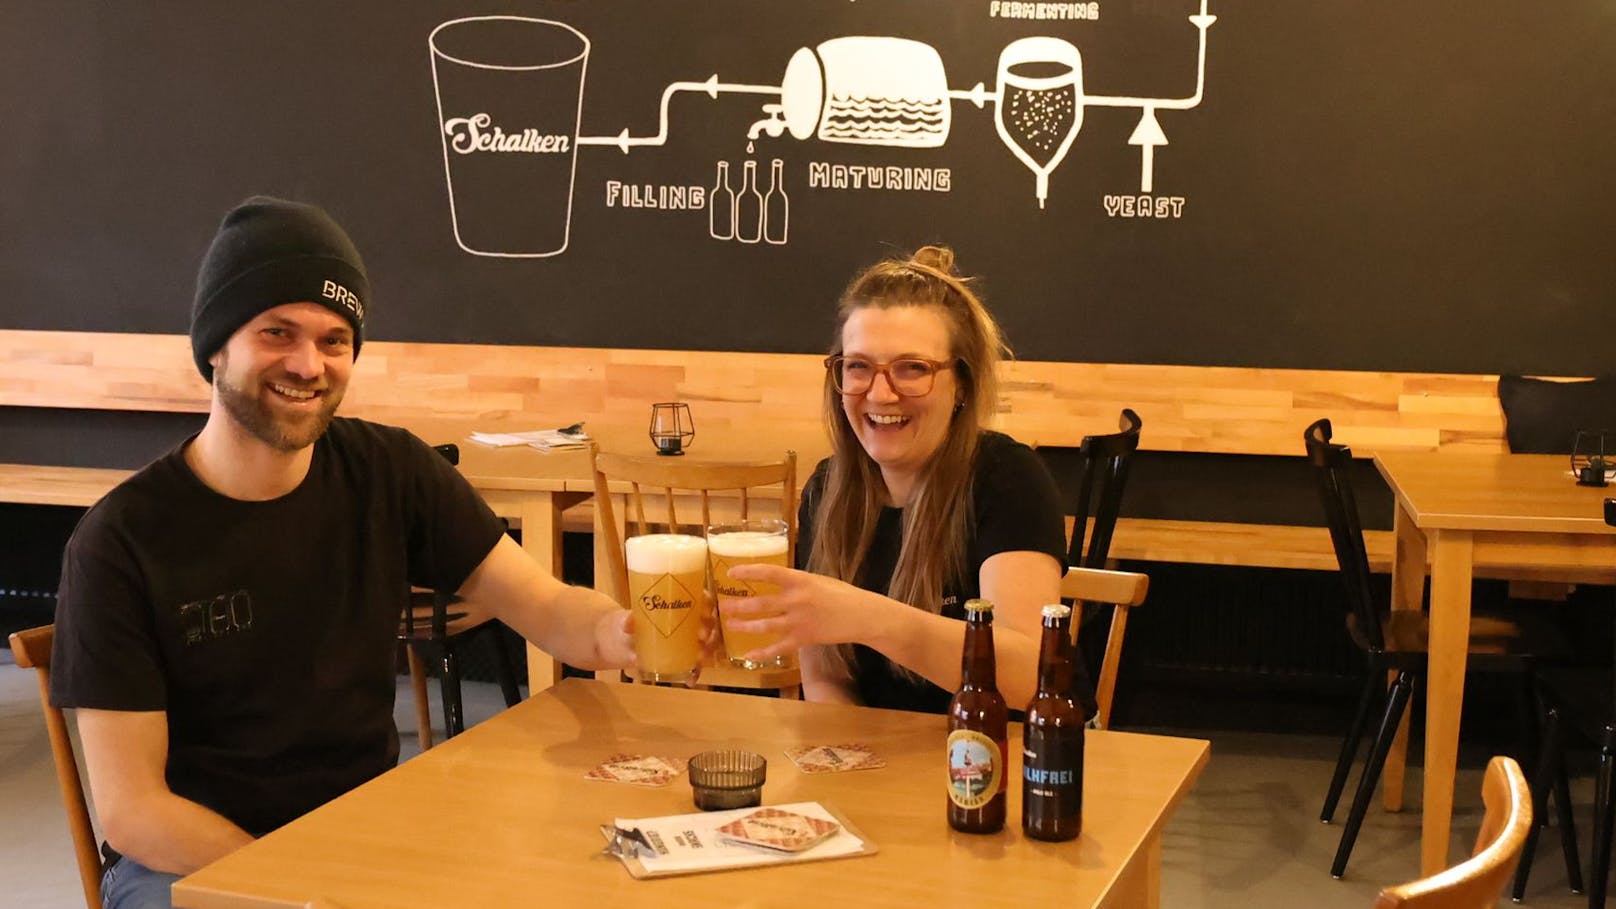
left=688, top=750, right=767, bottom=811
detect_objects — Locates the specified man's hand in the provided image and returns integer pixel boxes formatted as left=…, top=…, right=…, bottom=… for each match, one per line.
left=594, top=606, right=636, bottom=671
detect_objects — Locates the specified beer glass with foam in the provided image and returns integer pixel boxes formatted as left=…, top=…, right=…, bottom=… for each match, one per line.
left=624, top=533, right=708, bottom=683
left=706, top=519, right=794, bottom=669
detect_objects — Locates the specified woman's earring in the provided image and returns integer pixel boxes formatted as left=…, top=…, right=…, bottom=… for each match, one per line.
left=954, top=400, right=965, bottom=413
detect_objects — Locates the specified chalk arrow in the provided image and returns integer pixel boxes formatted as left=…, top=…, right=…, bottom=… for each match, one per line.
left=1189, top=14, right=1217, bottom=31
left=967, top=82, right=987, bottom=109
left=615, top=128, right=631, bottom=154
left=703, top=74, right=719, bottom=99
left=1128, top=109, right=1168, bottom=193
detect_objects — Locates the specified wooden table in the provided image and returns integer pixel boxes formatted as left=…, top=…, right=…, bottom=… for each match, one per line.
left=1373, top=451, right=1616, bottom=875
left=172, top=679, right=1209, bottom=909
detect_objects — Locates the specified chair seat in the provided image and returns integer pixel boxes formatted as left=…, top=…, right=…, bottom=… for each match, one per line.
left=1536, top=664, right=1616, bottom=745
left=1348, top=604, right=1571, bottom=661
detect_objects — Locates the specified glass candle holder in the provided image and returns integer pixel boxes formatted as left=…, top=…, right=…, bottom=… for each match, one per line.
left=649, top=402, right=695, bottom=456
left=688, top=749, right=767, bottom=811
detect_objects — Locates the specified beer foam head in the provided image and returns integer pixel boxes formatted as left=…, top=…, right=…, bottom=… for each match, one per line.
left=624, top=533, right=708, bottom=574
left=707, top=531, right=789, bottom=559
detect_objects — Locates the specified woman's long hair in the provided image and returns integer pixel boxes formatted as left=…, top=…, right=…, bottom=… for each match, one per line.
left=806, top=245, right=1010, bottom=684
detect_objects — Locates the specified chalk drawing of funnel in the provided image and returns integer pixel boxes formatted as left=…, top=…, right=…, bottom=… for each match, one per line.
left=994, top=37, right=1084, bottom=208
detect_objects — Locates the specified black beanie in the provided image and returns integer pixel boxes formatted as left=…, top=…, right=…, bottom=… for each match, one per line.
left=190, top=196, right=370, bottom=382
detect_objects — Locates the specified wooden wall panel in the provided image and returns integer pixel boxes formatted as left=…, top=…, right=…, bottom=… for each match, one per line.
left=0, top=329, right=1524, bottom=458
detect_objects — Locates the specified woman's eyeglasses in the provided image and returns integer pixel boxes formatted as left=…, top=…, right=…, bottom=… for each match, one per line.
left=823, top=355, right=957, bottom=397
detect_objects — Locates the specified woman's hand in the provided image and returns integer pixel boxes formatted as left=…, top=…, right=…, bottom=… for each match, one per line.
left=718, top=564, right=892, bottom=664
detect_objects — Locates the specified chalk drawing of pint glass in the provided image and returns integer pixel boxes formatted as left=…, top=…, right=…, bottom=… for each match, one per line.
left=430, top=16, right=589, bottom=257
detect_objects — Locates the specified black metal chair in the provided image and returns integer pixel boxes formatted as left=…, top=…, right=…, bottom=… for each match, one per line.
left=1066, top=408, right=1142, bottom=728
left=1511, top=499, right=1616, bottom=906
left=1306, top=418, right=1552, bottom=879
left=1067, top=407, right=1142, bottom=570
left=397, top=443, right=522, bottom=748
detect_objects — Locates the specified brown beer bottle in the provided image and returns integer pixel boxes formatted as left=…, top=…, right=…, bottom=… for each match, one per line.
left=947, top=598, right=1008, bottom=833
left=1022, top=603, right=1084, bottom=841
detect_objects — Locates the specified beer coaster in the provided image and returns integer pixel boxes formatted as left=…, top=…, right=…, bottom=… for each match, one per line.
left=716, top=807, right=841, bottom=853
left=584, top=754, right=681, bottom=787
left=784, top=744, right=886, bottom=774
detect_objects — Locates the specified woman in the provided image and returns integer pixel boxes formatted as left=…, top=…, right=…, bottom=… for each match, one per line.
left=724, top=246, right=1075, bottom=711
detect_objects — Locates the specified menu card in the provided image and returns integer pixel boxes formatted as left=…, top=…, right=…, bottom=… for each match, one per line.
left=468, top=429, right=590, bottom=451
left=603, top=801, right=873, bottom=878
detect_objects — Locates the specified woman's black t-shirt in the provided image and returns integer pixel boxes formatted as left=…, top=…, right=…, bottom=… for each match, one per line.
left=796, top=430, right=1075, bottom=713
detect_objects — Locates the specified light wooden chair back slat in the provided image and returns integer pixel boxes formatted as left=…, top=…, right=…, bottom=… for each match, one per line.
left=9, top=625, right=102, bottom=909
left=1061, top=566, right=1149, bottom=730
left=1373, top=756, right=1533, bottom=909
left=592, top=446, right=801, bottom=694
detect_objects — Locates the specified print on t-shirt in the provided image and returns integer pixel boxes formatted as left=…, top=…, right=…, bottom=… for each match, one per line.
left=178, top=589, right=255, bottom=646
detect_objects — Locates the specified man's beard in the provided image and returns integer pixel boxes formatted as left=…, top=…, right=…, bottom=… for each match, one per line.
left=216, top=371, right=342, bottom=452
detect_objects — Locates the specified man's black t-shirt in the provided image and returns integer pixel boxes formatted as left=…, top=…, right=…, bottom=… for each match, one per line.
left=50, top=418, right=507, bottom=837
left=796, top=430, right=1073, bottom=713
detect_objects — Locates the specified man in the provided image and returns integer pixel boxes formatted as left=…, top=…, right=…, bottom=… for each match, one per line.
left=50, top=196, right=634, bottom=909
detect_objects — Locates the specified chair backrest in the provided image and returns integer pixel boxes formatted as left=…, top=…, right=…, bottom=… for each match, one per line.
left=591, top=445, right=799, bottom=688
left=1067, top=408, right=1142, bottom=569
left=8, top=625, right=102, bottom=909
left=1060, top=566, right=1149, bottom=730
left=1498, top=374, right=1616, bottom=454
left=1305, top=418, right=1385, bottom=653
left=1373, top=755, right=1532, bottom=909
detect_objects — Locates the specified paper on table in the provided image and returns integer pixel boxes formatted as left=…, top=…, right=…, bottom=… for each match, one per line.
left=610, top=801, right=864, bottom=875
left=1566, top=468, right=1616, bottom=482
left=468, top=429, right=590, bottom=451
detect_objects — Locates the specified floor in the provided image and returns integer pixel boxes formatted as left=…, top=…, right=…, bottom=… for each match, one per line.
left=0, top=662, right=1597, bottom=909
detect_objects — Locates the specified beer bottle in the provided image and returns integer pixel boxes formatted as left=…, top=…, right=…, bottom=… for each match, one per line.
left=947, top=598, right=1008, bottom=833
left=1022, top=603, right=1084, bottom=841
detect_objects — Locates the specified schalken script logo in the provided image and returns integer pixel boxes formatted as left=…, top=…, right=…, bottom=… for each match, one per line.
left=443, top=113, right=571, bottom=154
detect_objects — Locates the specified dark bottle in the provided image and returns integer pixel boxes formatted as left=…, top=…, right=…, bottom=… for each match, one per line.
left=1022, top=603, right=1084, bottom=841
left=947, top=598, right=1008, bottom=833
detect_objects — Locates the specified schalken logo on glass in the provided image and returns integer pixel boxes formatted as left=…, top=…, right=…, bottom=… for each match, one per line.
left=443, top=113, right=571, bottom=154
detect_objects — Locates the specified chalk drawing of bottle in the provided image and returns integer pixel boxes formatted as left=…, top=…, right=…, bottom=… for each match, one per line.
left=708, top=160, right=736, bottom=241
left=763, top=158, right=789, bottom=245
left=735, top=160, right=764, bottom=244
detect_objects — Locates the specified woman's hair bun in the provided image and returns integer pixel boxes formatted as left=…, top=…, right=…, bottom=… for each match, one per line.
left=909, top=245, right=956, bottom=275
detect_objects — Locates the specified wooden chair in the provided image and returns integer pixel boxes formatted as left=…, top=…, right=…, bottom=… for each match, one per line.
left=591, top=444, right=801, bottom=697
left=397, top=443, right=522, bottom=749
left=9, top=625, right=101, bottom=909
left=1373, top=755, right=1533, bottom=909
left=1307, top=417, right=1554, bottom=879
left=1060, top=565, right=1149, bottom=730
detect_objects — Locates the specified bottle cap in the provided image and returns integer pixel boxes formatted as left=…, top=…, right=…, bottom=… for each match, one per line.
left=1040, top=603, right=1072, bottom=620
left=963, top=598, right=994, bottom=614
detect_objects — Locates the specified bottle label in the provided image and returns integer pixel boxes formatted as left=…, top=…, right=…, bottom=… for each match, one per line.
left=946, top=729, right=1004, bottom=810
left=1023, top=727, right=1083, bottom=807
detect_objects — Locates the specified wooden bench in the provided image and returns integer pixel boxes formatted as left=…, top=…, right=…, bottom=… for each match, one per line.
left=0, top=328, right=1555, bottom=580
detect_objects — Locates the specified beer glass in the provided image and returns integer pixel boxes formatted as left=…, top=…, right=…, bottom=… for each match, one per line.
left=624, top=533, right=709, bottom=683
left=706, top=519, right=794, bottom=670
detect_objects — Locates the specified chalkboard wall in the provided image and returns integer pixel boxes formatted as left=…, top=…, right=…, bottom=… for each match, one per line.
left=4, top=0, right=1613, bottom=374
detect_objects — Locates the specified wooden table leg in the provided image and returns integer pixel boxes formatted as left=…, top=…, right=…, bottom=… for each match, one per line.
left=1383, top=502, right=1428, bottom=812
left=1102, top=831, right=1162, bottom=909
left=519, top=490, right=567, bottom=693
left=1422, top=528, right=1474, bottom=876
